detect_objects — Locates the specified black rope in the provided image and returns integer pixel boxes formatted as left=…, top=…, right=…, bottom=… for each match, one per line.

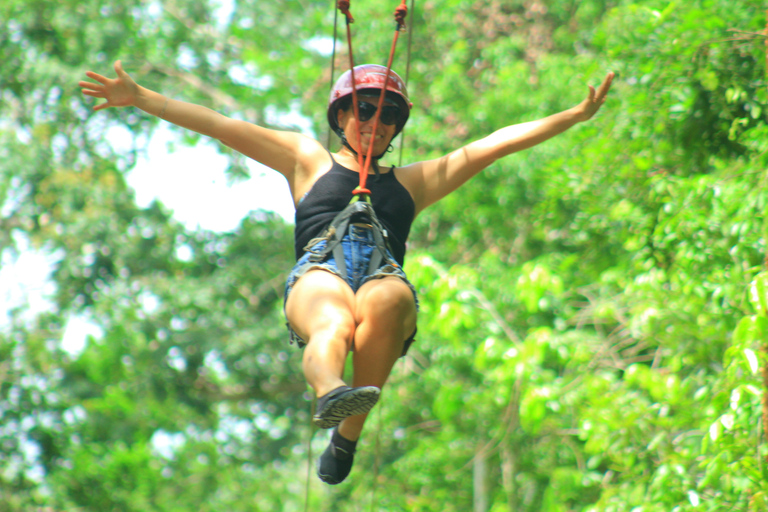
left=397, top=0, right=416, bottom=167
left=304, top=397, right=317, bottom=512
left=327, top=0, right=340, bottom=149
left=369, top=402, right=383, bottom=512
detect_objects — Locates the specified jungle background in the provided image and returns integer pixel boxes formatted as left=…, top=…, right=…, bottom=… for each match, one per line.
left=2, top=0, right=768, bottom=510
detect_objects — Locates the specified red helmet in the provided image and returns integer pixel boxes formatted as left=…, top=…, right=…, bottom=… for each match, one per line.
left=327, top=64, right=412, bottom=138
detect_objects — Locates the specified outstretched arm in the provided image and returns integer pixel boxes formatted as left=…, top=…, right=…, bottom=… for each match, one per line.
left=400, top=72, right=614, bottom=214
left=79, top=61, right=323, bottom=183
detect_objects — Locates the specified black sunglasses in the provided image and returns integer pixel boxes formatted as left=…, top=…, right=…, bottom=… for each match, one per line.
left=355, top=101, right=402, bottom=126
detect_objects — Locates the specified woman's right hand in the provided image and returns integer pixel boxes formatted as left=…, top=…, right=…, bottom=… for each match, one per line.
left=79, top=60, right=140, bottom=111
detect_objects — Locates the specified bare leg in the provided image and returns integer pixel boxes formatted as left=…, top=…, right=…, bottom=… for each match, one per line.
left=337, top=276, right=417, bottom=441
left=284, top=270, right=357, bottom=398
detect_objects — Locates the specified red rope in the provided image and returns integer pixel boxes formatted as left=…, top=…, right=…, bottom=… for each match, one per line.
left=338, top=1, right=367, bottom=195
left=394, top=0, right=407, bottom=27
left=338, top=0, right=408, bottom=198
left=337, top=0, right=353, bottom=22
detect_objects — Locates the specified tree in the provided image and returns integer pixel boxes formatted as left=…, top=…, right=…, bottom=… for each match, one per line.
left=1, top=0, right=767, bottom=510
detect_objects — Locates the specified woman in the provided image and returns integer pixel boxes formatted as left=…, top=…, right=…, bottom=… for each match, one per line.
left=79, top=61, right=613, bottom=484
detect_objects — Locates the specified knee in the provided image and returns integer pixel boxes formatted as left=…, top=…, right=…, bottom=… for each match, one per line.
left=316, top=310, right=357, bottom=342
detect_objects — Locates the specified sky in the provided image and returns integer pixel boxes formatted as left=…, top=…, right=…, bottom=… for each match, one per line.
left=123, top=125, right=296, bottom=230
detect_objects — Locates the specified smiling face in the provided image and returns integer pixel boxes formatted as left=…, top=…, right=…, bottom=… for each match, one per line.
left=336, top=95, right=397, bottom=156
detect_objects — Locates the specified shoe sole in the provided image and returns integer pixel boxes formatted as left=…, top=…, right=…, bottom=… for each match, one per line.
left=313, top=387, right=380, bottom=429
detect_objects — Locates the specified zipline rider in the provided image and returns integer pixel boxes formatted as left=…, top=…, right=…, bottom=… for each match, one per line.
left=79, top=60, right=614, bottom=485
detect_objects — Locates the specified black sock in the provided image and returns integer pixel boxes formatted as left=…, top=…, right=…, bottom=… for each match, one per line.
left=317, top=428, right=358, bottom=485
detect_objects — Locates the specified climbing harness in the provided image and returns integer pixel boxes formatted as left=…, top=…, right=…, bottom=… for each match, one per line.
left=306, top=199, right=395, bottom=283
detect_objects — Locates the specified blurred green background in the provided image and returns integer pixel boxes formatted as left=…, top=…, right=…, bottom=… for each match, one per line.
left=1, top=0, right=768, bottom=510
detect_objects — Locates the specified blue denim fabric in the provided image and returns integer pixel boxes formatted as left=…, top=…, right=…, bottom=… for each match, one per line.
left=284, top=224, right=418, bottom=352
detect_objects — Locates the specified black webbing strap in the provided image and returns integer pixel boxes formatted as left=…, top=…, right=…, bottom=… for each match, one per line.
left=308, top=199, right=394, bottom=281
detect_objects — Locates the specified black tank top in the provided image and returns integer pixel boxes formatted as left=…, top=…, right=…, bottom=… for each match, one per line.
left=294, top=155, right=415, bottom=265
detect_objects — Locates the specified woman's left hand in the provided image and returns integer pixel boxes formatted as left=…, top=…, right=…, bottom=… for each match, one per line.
left=574, top=72, right=615, bottom=122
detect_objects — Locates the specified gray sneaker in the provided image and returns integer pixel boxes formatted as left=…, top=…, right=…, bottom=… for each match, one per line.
left=313, top=386, right=381, bottom=429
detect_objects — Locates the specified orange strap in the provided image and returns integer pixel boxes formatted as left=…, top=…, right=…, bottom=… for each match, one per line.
left=337, top=1, right=408, bottom=198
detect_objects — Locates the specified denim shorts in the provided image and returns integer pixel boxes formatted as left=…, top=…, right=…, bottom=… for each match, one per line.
left=284, top=224, right=418, bottom=356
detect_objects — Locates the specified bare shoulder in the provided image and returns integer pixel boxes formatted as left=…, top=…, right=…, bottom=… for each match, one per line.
left=291, top=136, right=334, bottom=204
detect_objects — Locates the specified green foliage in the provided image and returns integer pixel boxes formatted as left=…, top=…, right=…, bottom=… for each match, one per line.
left=1, top=0, right=767, bottom=510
